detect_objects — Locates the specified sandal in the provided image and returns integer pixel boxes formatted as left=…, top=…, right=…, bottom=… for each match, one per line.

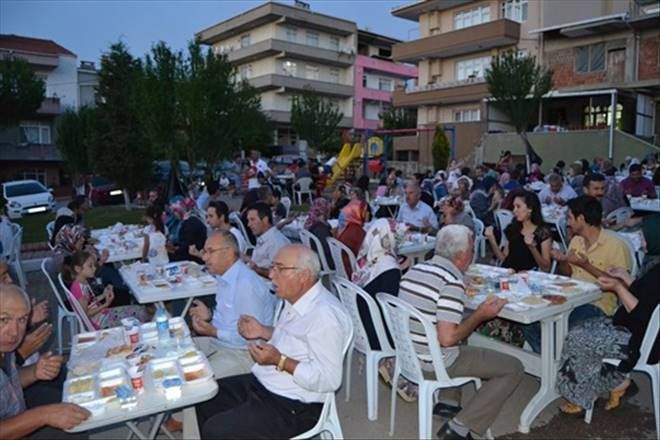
left=378, top=364, right=392, bottom=386
left=559, top=402, right=583, bottom=415
left=396, top=383, right=418, bottom=403
left=606, top=380, right=639, bottom=411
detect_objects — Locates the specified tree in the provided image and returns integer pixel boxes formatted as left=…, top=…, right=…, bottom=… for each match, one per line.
left=432, top=125, right=450, bottom=171
left=485, top=50, right=553, bottom=167
left=291, top=87, right=343, bottom=155
left=0, top=56, right=45, bottom=127
left=90, top=42, right=151, bottom=208
left=380, top=106, right=416, bottom=130
left=56, top=106, right=95, bottom=178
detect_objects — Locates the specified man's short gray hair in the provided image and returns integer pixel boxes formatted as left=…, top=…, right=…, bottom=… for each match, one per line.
left=434, top=225, right=474, bottom=261
left=212, top=231, right=239, bottom=258
left=292, top=245, right=321, bottom=281
left=0, top=283, right=31, bottom=313
left=405, top=181, right=420, bottom=194
left=548, top=173, right=562, bottom=184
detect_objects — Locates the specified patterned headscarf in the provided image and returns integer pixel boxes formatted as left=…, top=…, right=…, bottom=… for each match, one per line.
left=352, top=218, right=400, bottom=287
left=305, top=198, right=331, bottom=229
left=54, top=224, right=88, bottom=255
left=337, top=199, right=367, bottom=234
left=170, top=197, right=196, bottom=220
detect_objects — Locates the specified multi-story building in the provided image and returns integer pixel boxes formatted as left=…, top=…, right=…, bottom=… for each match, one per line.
left=391, top=0, right=540, bottom=163
left=0, top=34, right=98, bottom=190
left=353, top=30, right=417, bottom=134
left=196, top=1, right=357, bottom=149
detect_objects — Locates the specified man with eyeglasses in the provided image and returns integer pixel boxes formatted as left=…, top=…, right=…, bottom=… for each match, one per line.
left=189, top=231, right=277, bottom=379
left=195, top=244, right=351, bottom=438
left=244, top=202, right=290, bottom=277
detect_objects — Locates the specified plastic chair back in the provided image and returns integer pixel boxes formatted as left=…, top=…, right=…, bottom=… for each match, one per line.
left=327, top=237, right=357, bottom=280
left=299, top=229, right=333, bottom=273
left=57, top=273, right=96, bottom=332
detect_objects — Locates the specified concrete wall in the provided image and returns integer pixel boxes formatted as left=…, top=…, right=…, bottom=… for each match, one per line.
left=540, top=0, right=630, bottom=29
left=639, top=29, right=660, bottom=82
left=47, top=55, right=79, bottom=110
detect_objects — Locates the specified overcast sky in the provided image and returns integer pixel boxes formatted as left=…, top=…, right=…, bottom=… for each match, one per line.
left=2, top=0, right=419, bottom=63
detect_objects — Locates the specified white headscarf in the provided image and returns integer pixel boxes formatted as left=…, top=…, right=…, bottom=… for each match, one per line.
left=352, top=218, right=400, bottom=287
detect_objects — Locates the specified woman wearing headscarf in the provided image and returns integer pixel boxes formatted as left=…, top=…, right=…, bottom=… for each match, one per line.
left=440, top=194, right=475, bottom=234
left=166, top=197, right=207, bottom=265
left=335, top=196, right=368, bottom=278
left=304, top=197, right=334, bottom=270
left=352, top=219, right=401, bottom=350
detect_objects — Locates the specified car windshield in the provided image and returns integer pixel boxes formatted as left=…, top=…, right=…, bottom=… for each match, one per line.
left=92, top=176, right=111, bottom=186
left=5, top=182, right=47, bottom=197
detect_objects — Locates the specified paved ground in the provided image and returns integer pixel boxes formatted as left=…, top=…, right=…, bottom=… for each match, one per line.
left=20, top=269, right=657, bottom=439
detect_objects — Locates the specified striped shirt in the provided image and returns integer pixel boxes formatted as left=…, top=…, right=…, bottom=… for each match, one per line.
left=398, top=256, right=465, bottom=367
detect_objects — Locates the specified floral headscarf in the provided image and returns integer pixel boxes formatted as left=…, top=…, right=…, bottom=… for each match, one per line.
left=337, top=200, right=367, bottom=234
left=170, top=197, right=196, bottom=220
left=54, top=224, right=88, bottom=255
left=352, top=218, right=400, bottom=287
left=305, top=198, right=330, bottom=230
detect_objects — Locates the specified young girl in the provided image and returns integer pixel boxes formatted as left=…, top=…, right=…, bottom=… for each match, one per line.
left=63, top=250, right=150, bottom=329
left=142, top=205, right=169, bottom=265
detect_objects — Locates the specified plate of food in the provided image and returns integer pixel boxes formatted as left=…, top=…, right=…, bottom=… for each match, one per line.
left=542, top=293, right=567, bottom=305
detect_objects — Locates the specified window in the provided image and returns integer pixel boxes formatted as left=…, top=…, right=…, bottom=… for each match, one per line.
left=362, top=74, right=367, bottom=87
left=306, top=31, right=319, bottom=47
left=454, top=5, right=490, bottom=30
left=305, top=64, right=320, bottom=80
left=239, top=65, right=252, bottom=80
left=329, top=68, right=340, bottom=83
left=363, top=101, right=381, bottom=120
left=583, top=104, right=622, bottom=129
left=329, top=36, right=340, bottom=51
left=576, top=43, right=605, bottom=73
left=20, top=169, right=47, bottom=186
left=378, top=77, right=393, bottom=91
left=20, top=122, right=51, bottom=144
left=501, top=0, right=528, bottom=22
left=456, top=56, right=492, bottom=81
left=283, top=61, right=297, bottom=76
left=286, top=26, right=297, bottom=43
left=454, top=109, right=481, bottom=122
left=240, top=34, right=250, bottom=48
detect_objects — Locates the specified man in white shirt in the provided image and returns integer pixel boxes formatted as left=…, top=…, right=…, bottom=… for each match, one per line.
left=247, top=150, right=271, bottom=190
left=538, top=173, right=577, bottom=206
left=396, top=181, right=438, bottom=232
left=190, top=231, right=276, bottom=378
left=244, top=202, right=290, bottom=277
left=195, top=244, right=351, bottom=438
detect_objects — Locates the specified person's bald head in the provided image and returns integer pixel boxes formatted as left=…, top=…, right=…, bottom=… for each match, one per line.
left=269, top=244, right=320, bottom=303
left=0, top=284, right=31, bottom=353
left=202, top=231, right=239, bottom=275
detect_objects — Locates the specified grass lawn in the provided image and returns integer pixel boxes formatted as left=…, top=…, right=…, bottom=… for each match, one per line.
left=16, top=205, right=146, bottom=244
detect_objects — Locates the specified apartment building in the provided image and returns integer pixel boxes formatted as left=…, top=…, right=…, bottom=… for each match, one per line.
left=0, top=34, right=98, bottom=189
left=354, top=30, right=417, bottom=133
left=391, top=0, right=540, bottom=163
left=196, top=1, right=357, bottom=149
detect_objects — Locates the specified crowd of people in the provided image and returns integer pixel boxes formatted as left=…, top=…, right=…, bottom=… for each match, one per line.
left=0, top=147, right=658, bottom=439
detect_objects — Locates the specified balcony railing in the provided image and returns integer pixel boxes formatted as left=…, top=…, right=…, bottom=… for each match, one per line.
left=402, top=77, right=486, bottom=94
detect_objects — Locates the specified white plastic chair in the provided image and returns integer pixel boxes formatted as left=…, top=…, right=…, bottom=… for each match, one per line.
left=584, top=304, right=659, bottom=440
left=376, top=294, right=492, bottom=439
left=331, top=279, right=395, bottom=421
left=57, top=273, right=96, bottom=332
left=7, top=223, right=26, bottom=288
left=291, top=316, right=354, bottom=439
left=472, top=217, right=486, bottom=261
left=294, top=177, right=313, bottom=205
left=614, top=231, right=639, bottom=279
left=550, top=241, right=562, bottom=274
left=281, top=196, right=292, bottom=218
left=41, top=258, right=79, bottom=354
left=494, top=209, right=514, bottom=249
left=606, top=207, right=634, bottom=227
left=327, top=237, right=357, bottom=280
left=46, top=220, right=55, bottom=239
left=228, top=212, right=254, bottom=250
left=299, top=229, right=334, bottom=275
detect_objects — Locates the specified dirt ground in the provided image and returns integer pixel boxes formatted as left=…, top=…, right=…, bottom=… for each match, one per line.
left=502, top=401, right=656, bottom=439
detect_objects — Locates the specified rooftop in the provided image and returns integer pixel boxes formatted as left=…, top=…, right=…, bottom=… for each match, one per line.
left=0, top=34, right=75, bottom=57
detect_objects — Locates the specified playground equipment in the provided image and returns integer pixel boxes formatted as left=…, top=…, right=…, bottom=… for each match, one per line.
left=329, top=142, right=366, bottom=185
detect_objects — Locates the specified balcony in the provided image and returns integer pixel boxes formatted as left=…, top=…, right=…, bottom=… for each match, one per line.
left=248, top=74, right=353, bottom=97
left=36, top=97, right=62, bottom=115
left=225, top=39, right=354, bottom=67
left=392, top=19, right=521, bottom=62
left=392, top=77, right=488, bottom=106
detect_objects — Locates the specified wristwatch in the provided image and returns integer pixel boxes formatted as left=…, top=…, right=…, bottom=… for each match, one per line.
left=276, top=354, right=288, bottom=372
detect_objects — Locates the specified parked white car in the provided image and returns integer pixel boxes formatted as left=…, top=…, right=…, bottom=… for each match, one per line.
left=2, top=180, right=56, bottom=219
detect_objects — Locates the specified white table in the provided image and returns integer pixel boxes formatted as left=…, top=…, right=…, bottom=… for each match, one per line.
left=398, top=235, right=436, bottom=263
left=464, top=265, right=602, bottom=433
left=373, top=196, right=402, bottom=218
left=65, top=325, right=218, bottom=439
left=629, top=197, right=660, bottom=213
left=92, top=225, right=145, bottom=263
left=120, top=261, right=217, bottom=316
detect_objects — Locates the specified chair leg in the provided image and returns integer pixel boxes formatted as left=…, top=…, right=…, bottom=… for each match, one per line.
left=57, top=311, right=64, bottom=355
left=366, top=353, right=379, bottom=421
left=344, top=345, right=353, bottom=402
left=584, top=404, right=594, bottom=424
left=418, top=382, right=433, bottom=440
left=389, top=369, right=400, bottom=436
left=647, top=368, right=660, bottom=440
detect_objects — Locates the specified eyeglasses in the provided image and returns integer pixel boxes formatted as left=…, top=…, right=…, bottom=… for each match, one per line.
left=202, top=246, right=232, bottom=255
left=270, top=264, right=301, bottom=274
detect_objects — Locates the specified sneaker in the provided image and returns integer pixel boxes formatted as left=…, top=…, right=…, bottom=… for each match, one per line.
left=436, top=421, right=473, bottom=440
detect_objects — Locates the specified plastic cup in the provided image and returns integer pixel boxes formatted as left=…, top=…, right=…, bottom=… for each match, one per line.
left=128, top=366, right=144, bottom=393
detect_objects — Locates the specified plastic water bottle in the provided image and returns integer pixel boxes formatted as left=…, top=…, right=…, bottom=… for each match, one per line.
left=155, top=307, right=170, bottom=344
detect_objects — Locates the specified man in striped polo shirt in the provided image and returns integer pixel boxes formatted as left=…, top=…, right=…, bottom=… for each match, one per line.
left=399, top=225, right=524, bottom=440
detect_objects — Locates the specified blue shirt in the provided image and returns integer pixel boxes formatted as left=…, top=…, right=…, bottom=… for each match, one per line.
left=0, top=352, right=26, bottom=420
left=211, top=260, right=277, bottom=349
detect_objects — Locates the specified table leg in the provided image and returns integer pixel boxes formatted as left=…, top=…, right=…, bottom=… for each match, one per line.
left=147, top=413, right=167, bottom=440
left=180, top=297, right=195, bottom=317
left=125, top=421, right=147, bottom=440
left=518, top=316, right=561, bottom=433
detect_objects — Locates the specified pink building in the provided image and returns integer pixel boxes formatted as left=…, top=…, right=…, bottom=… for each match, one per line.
left=353, top=30, right=417, bottom=133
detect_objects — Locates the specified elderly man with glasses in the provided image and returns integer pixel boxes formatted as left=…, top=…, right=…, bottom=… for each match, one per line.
left=195, top=244, right=351, bottom=439
left=189, top=231, right=277, bottom=379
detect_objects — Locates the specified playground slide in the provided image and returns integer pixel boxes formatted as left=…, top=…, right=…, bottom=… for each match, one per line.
left=329, top=143, right=363, bottom=184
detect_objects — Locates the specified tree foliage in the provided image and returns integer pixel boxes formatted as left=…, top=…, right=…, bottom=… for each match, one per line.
left=432, top=125, right=450, bottom=171
left=56, top=106, right=95, bottom=177
left=485, top=50, right=553, bottom=165
left=90, top=42, right=151, bottom=203
left=0, top=56, right=45, bottom=127
left=380, top=106, right=416, bottom=130
left=291, top=87, right=343, bottom=154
